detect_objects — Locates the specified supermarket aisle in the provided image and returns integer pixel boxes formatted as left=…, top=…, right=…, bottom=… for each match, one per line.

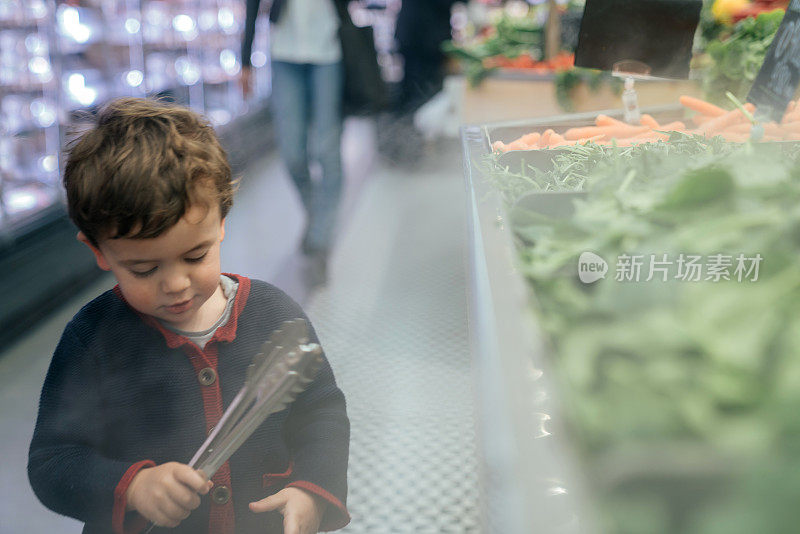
left=0, top=125, right=479, bottom=532
left=309, top=140, right=480, bottom=532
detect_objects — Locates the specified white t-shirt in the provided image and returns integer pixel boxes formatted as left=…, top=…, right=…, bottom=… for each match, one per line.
left=162, top=275, right=239, bottom=349
left=270, top=0, right=342, bottom=64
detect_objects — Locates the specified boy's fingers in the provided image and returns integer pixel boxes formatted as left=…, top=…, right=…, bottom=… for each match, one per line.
left=151, top=512, right=177, bottom=529
left=151, top=506, right=181, bottom=528
left=173, top=465, right=209, bottom=494
left=166, top=483, right=201, bottom=511
left=158, top=499, right=191, bottom=523
left=249, top=493, right=285, bottom=513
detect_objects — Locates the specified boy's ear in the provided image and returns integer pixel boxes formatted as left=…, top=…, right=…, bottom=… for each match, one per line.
left=76, top=232, right=112, bottom=271
left=220, top=218, right=226, bottom=242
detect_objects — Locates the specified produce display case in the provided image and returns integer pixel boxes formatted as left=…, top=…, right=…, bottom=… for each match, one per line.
left=0, top=0, right=61, bottom=232
left=462, top=107, right=800, bottom=533
left=1, top=0, right=271, bottom=232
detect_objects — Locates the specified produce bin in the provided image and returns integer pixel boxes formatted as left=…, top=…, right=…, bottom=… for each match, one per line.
left=462, top=108, right=800, bottom=533
left=462, top=118, right=595, bottom=534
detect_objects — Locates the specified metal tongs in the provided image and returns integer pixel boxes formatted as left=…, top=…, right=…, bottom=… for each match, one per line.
left=144, top=318, right=322, bottom=532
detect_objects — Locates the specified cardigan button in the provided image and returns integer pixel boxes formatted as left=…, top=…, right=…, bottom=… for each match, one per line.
left=198, top=367, right=217, bottom=386
left=211, top=485, right=231, bottom=505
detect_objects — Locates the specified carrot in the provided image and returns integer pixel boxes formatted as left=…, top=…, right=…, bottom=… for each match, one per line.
left=506, top=140, right=528, bottom=151
left=691, top=114, right=714, bottom=126
left=763, top=122, right=784, bottom=137
left=494, top=97, right=785, bottom=153
left=603, top=125, right=650, bottom=139
left=700, top=107, right=752, bottom=135
left=564, top=124, right=648, bottom=141
left=679, top=95, right=726, bottom=117
left=658, top=121, right=687, bottom=131
left=782, top=109, right=800, bottom=124
left=595, top=114, right=628, bottom=127
left=519, top=132, right=541, bottom=146
left=779, top=121, right=800, bottom=134
left=539, top=129, right=556, bottom=147
left=640, top=114, right=660, bottom=129
left=575, top=134, right=607, bottom=144
left=563, top=126, right=606, bottom=140
left=628, top=131, right=669, bottom=143
left=544, top=132, right=566, bottom=147
left=723, top=123, right=752, bottom=135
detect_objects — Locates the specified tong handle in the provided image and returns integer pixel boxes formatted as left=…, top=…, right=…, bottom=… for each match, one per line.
left=196, top=372, right=299, bottom=476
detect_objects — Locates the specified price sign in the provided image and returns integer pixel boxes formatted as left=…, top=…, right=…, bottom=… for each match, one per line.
left=574, top=0, right=702, bottom=79
left=747, top=1, right=800, bottom=122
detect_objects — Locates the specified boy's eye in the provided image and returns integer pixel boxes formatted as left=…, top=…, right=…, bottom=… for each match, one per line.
left=186, top=252, right=208, bottom=263
left=131, top=267, right=157, bottom=278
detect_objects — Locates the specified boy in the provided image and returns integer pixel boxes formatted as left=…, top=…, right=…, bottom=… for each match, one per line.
left=28, top=98, right=350, bottom=534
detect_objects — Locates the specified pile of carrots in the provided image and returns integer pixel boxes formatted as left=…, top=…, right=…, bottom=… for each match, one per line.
left=491, top=95, right=800, bottom=153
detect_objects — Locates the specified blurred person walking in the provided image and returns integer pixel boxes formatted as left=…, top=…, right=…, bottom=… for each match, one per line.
left=382, top=0, right=456, bottom=164
left=395, top=0, right=457, bottom=115
left=241, top=0, right=348, bottom=286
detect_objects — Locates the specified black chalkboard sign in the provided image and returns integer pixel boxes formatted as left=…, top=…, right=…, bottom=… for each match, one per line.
left=747, top=1, right=800, bottom=122
left=574, top=0, right=702, bottom=79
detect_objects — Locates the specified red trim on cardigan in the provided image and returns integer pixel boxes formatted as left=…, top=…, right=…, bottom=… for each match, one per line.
left=262, top=461, right=294, bottom=488
left=112, top=274, right=252, bottom=534
left=183, top=342, right=235, bottom=534
left=112, top=459, right=156, bottom=534
left=286, top=481, right=351, bottom=531
left=111, top=274, right=252, bottom=350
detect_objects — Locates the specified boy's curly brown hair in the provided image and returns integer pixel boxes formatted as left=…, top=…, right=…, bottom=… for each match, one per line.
left=64, top=97, right=234, bottom=246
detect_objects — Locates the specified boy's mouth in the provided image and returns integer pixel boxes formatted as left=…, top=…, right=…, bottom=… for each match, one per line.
left=165, top=298, right=193, bottom=314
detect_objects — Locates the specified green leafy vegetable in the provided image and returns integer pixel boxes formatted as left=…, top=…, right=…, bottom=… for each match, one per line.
left=483, top=134, right=800, bottom=532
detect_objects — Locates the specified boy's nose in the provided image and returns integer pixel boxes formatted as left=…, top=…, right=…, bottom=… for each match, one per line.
left=161, top=271, right=191, bottom=294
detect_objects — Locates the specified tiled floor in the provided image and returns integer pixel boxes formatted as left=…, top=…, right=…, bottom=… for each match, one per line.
left=0, top=119, right=478, bottom=533
left=309, top=139, right=479, bottom=533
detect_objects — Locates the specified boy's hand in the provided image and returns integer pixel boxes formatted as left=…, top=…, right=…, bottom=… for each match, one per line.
left=126, top=462, right=212, bottom=528
left=249, top=487, right=327, bottom=534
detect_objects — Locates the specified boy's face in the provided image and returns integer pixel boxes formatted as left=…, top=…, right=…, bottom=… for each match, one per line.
left=79, top=203, right=227, bottom=331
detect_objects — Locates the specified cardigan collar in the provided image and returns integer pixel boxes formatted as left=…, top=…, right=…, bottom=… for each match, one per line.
left=112, top=273, right=252, bottom=350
